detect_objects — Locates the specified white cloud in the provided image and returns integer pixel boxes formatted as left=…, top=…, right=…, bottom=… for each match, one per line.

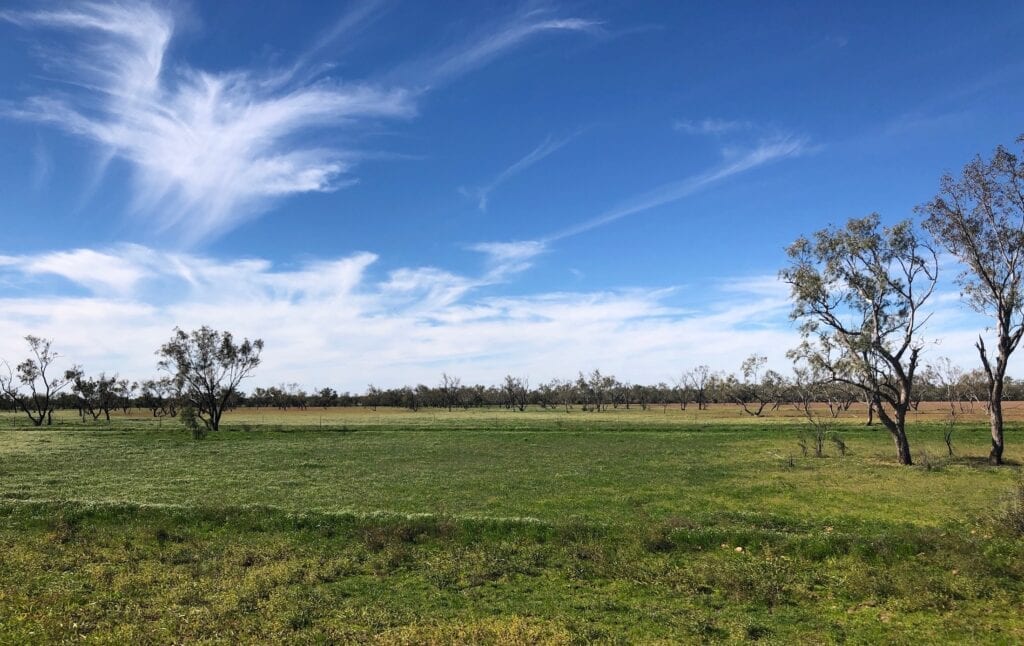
left=469, top=240, right=548, bottom=280
left=673, top=117, right=752, bottom=136
left=461, top=134, right=576, bottom=211
left=546, top=136, right=810, bottom=241
left=2, top=2, right=601, bottom=244
left=0, top=244, right=793, bottom=390
left=1, top=2, right=413, bottom=242
left=409, top=15, right=602, bottom=86
left=30, top=138, right=52, bottom=190
left=0, top=244, right=1007, bottom=390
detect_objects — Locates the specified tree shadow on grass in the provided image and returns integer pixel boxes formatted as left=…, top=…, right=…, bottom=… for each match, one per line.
left=944, top=455, right=1022, bottom=469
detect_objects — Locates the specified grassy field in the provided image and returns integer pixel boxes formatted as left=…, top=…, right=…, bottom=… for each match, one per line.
left=0, top=406, right=1023, bottom=642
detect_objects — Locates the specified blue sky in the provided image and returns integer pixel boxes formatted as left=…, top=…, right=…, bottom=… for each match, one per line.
left=0, top=1, right=1022, bottom=389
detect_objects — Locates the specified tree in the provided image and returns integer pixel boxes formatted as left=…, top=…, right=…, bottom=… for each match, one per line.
left=314, top=387, right=338, bottom=408
left=502, top=375, right=528, bottom=411
left=923, top=357, right=965, bottom=416
left=0, top=336, right=71, bottom=426
left=365, top=385, right=382, bottom=411
left=919, top=136, right=1024, bottom=464
left=686, top=365, right=712, bottom=410
left=139, top=377, right=179, bottom=417
left=157, top=326, right=263, bottom=436
left=66, top=369, right=121, bottom=421
left=439, top=373, right=462, bottom=412
left=733, top=354, right=786, bottom=417
left=781, top=215, right=938, bottom=465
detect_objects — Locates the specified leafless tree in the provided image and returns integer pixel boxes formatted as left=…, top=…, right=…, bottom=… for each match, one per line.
left=439, top=373, right=462, bottom=411
left=924, top=357, right=965, bottom=416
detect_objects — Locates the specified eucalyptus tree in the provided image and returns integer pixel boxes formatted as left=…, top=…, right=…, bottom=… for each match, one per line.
left=139, top=377, right=179, bottom=417
left=0, top=336, right=71, bottom=426
left=502, top=375, right=528, bottom=411
left=686, top=365, right=712, bottom=410
left=781, top=215, right=938, bottom=465
left=734, top=354, right=787, bottom=417
left=439, top=373, right=462, bottom=411
left=157, top=326, right=263, bottom=436
left=66, top=369, right=121, bottom=421
left=919, top=136, right=1024, bottom=464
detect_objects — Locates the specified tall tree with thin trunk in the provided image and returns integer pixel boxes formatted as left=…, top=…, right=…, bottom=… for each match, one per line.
left=918, top=136, right=1024, bottom=465
left=781, top=215, right=938, bottom=465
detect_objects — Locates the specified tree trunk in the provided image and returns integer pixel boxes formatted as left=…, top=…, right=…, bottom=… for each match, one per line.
left=894, top=430, right=913, bottom=465
left=978, top=332, right=1010, bottom=466
left=876, top=397, right=913, bottom=466
left=989, top=397, right=1004, bottom=465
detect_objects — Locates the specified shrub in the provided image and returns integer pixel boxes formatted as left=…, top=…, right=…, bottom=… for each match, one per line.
left=180, top=405, right=205, bottom=440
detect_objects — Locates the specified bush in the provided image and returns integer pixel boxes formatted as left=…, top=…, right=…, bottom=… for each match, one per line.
left=180, top=405, right=205, bottom=440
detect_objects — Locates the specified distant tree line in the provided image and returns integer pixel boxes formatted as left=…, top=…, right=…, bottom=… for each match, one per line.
left=2, top=350, right=1020, bottom=421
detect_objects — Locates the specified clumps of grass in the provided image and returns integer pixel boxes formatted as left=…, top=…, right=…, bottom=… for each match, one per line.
left=798, top=432, right=825, bottom=457
left=49, top=512, right=79, bottom=544
left=744, top=622, right=773, bottom=641
left=683, top=550, right=797, bottom=610
left=379, top=616, right=573, bottom=644
left=644, top=516, right=694, bottom=553
left=831, top=434, right=847, bottom=456
left=996, top=477, right=1024, bottom=536
left=798, top=430, right=847, bottom=458
left=153, top=527, right=178, bottom=544
left=919, top=449, right=938, bottom=471
left=360, top=516, right=455, bottom=552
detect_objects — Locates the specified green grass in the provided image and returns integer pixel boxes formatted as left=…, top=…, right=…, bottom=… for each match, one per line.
left=0, top=407, right=1022, bottom=642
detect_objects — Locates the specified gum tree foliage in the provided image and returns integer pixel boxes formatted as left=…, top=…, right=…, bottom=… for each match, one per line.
left=157, top=326, right=263, bottom=435
left=918, top=136, right=1024, bottom=465
left=65, top=369, right=121, bottom=421
left=0, top=336, right=71, bottom=426
left=781, top=215, right=938, bottom=465
left=139, top=377, right=179, bottom=417
left=733, top=354, right=786, bottom=417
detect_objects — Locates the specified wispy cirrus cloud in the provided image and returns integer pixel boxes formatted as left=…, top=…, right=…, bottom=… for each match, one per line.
left=469, top=240, right=549, bottom=280
left=279, top=0, right=392, bottom=86
left=673, top=117, right=752, bottom=136
left=460, top=134, right=576, bottom=211
left=1, top=2, right=598, bottom=244
left=467, top=136, right=810, bottom=281
left=1, top=2, right=414, bottom=243
left=546, top=136, right=809, bottom=241
left=403, top=12, right=602, bottom=87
